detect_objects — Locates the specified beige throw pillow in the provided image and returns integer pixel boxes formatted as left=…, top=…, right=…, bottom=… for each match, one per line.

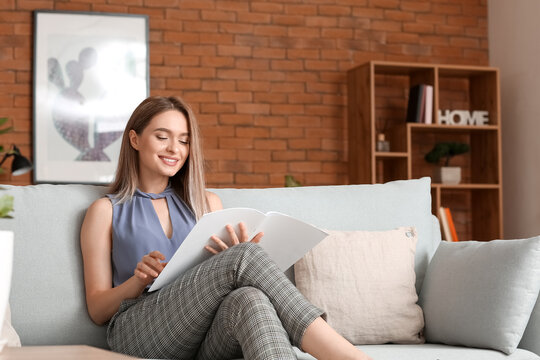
left=294, top=227, right=425, bottom=345
left=1, top=304, right=21, bottom=348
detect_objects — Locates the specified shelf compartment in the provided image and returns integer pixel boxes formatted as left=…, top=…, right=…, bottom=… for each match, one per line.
left=438, top=187, right=501, bottom=242
left=374, top=157, right=408, bottom=184
left=410, top=130, right=499, bottom=185
left=437, top=67, right=499, bottom=127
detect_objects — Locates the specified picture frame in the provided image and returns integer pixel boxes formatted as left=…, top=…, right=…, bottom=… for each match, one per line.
left=33, top=10, right=149, bottom=184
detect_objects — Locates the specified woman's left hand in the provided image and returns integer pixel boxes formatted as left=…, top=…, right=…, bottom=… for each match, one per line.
left=205, top=222, right=264, bottom=255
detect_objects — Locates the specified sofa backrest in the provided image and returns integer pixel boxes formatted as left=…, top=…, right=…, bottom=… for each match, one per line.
left=1, top=177, right=439, bottom=347
left=212, top=177, right=439, bottom=294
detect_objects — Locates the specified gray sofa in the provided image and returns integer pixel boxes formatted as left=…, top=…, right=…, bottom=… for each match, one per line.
left=1, top=177, right=539, bottom=359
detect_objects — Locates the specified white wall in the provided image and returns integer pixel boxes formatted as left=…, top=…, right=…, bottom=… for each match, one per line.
left=488, top=0, right=540, bottom=238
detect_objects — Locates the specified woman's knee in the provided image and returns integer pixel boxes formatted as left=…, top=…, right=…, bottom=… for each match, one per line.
left=225, top=286, right=270, bottom=308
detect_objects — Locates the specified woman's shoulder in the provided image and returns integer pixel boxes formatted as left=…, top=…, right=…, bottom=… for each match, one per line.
left=87, top=197, right=113, bottom=215
left=205, top=190, right=223, bottom=212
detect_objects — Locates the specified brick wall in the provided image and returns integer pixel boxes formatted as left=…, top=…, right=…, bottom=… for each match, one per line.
left=0, top=0, right=488, bottom=187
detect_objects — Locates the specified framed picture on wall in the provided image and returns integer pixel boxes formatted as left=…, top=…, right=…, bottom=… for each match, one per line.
left=33, top=10, right=149, bottom=184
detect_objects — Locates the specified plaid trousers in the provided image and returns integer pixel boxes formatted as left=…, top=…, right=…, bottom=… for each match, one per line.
left=107, top=242, right=324, bottom=360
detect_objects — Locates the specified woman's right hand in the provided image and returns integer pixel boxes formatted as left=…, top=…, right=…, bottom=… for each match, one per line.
left=134, top=250, right=167, bottom=286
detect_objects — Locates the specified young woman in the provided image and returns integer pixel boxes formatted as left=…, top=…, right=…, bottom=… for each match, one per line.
left=80, top=96, right=372, bottom=360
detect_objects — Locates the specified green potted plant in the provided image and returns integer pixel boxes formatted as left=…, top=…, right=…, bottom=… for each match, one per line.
left=424, top=142, right=470, bottom=184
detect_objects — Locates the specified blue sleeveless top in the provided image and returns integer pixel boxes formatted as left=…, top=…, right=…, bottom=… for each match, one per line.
left=107, top=186, right=196, bottom=287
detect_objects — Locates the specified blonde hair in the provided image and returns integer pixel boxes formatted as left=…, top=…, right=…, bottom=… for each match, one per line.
left=109, top=96, right=209, bottom=220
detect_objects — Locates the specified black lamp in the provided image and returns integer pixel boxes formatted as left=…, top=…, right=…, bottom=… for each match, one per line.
left=0, top=145, right=33, bottom=176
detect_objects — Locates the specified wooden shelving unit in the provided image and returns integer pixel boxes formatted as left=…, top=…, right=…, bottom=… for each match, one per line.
left=347, top=61, right=503, bottom=241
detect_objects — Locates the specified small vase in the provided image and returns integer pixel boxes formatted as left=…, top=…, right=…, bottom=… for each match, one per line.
left=0, top=231, right=14, bottom=352
left=435, top=166, right=462, bottom=184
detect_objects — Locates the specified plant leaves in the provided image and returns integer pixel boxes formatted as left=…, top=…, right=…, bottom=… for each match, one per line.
left=0, top=194, right=14, bottom=218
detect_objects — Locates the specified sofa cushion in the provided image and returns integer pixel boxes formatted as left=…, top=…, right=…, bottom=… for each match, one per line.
left=213, top=177, right=437, bottom=294
left=294, top=227, right=424, bottom=345
left=419, top=237, right=540, bottom=354
left=0, top=184, right=108, bottom=348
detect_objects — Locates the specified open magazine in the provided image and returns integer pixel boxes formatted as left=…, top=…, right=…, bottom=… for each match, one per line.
left=148, top=208, right=328, bottom=292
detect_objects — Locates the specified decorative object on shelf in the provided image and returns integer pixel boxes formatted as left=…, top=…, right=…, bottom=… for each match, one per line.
left=33, top=10, right=149, bottom=184
left=376, top=133, right=390, bottom=152
left=438, top=110, right=489, bottom=126
left=406, top=84, right=433, bottom=124
left=425, top=142, right=470, bottom=184
left=285, top=175, right=302, bottom=187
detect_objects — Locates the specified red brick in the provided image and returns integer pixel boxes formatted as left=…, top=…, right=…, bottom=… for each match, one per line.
left=371, top=20, right=403, bottom=32
left=253, top=48, right=286, bottom=59
left=201, top=56, right=235, bottom=68
left=403, top=22, right=435, bottom=34
left=306, top=16, right=338, bottom=28
left=251, top=2, right=284, bottom=13
left=371, top=0, right=400, bottom=9
left=219, top=114, right=254, bottom=125
left=253, top=161, right=287, bottom=174
left=219, top=91, right=252, bottom=103
left=235, top=58, right=269, bottom=71
left=164, top=55, right=200, bottom=66
left=237, top=80, right=271, bottom=92
left=318, top=5, right=351, bottom=16
left=236, top=126, right=270, bottom=138
left=219, top=137, right=254, bottom=149
left=288, top=93, right=322, bottom=105
left=181, top=67, right=216, bottom=79
left=236, top=104, right=271, bottom=115
left=288, top=27, right=320, bottom=38
left=387, top=32, right=420, bottom=44
left=253, top=93, right=287, bottom=104
left=166, top=8, right=200, bottom=20
left=254, top=116, right=288, bottom=127
left=272, top=15, right=304, bottom=26
left=238, top=150, right=271, bottom=162
left=272, top=150, right=306, bottom=161
left=287, top=49, right=319, bottom=60
left=217, top=69, right=250, bottom=80
left=289, top=138, right=322, bottom=150
left=200, top=103, right=235, bottom=114
left=235, top=173, right=268, bottom=186
left=201, top=80, right=235, bottom=91
left=218, top=160, right=253, bottom=173
left=253, top=25, right=287, bottom=37
left=201, top=10, right=236, bottom=22
left=254, top=139, right=287, bottom=150
left=270, top=82, right=304, bottom=93
left=206, top=172, right=234, bottom=185
left=237, top=11, right=272, bottom=24
left=288, top=161, right=321, bottom=173
left=271, top=127, right=304, bottom=138
left=220, top=22, right=254, bottom=34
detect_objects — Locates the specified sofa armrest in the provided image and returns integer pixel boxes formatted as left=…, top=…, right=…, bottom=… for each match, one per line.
left=519, top=293, right=540, bottom=356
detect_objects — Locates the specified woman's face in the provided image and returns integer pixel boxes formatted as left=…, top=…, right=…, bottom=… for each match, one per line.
left=129, top=110, right=190, bottom=180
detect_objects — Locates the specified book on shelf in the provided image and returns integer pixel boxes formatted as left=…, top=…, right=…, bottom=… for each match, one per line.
left=406, top=84, right=433, bottom=124
left=438, top=206, right=459, bottom=242
left=445, top=207, right=459, bottom=242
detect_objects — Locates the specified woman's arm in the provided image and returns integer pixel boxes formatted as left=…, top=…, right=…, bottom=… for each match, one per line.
left=80, top=198, right=164, bottom=325
left=206, top=190, right=223, bottom=212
